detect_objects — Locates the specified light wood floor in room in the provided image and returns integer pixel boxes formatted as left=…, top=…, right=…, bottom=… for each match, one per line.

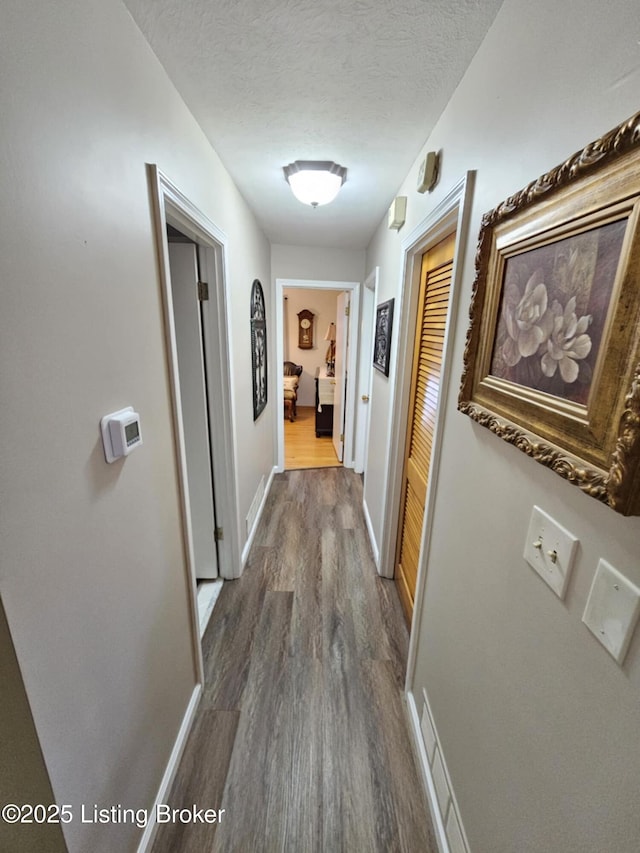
left=284, top=405, right=340, bottom=470
left=151, top=469, right=436, bottom=853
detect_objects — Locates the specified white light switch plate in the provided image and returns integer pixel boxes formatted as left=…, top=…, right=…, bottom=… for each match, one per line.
left=582, top=559, right=640, bottom=664
left=524, top=506, right=578, bottom=599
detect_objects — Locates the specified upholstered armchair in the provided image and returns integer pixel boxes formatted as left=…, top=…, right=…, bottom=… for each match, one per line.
left=283, top=361, right=303, bottom=421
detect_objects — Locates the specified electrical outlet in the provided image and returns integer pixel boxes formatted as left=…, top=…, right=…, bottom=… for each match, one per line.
left=524, top=506, right=578, bottom=599
left=582, top=559, right=640, bottom=664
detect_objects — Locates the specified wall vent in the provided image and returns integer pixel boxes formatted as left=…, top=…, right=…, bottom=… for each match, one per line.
left=246, top=476, right=265, bottom=536
left=420, top=688, right=470, bottom=853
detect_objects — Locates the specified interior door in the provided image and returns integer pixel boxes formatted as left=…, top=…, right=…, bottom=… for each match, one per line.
left=354, top=276, right=376, bottom=473
left=168, top=242, right=218, bottom=579
left=332, top=291, right=349, bottom=461
left=394, top=232, right=456, bottom=624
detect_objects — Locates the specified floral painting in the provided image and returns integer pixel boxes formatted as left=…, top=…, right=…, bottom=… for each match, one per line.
left=490, top=219, right=627, bottom=405
left=458, top=109, right=640, bottom=515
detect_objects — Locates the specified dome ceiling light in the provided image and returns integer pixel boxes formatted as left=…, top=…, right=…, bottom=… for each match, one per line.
left=283, top=161, right=347, bottom=208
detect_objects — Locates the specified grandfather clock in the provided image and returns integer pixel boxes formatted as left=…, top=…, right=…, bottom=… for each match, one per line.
left=297, top=309, right=314, bottom=349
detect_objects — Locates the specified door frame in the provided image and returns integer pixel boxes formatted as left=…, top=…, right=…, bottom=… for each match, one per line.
left=274, top=278, right=361, bottom=473
left=379, top=173, right=475, bottom=674
left=354, top=266, right=378, bottom=474
left=332, top=290, right=349, bottom=462
left=148, top=165, right=242, bottom=673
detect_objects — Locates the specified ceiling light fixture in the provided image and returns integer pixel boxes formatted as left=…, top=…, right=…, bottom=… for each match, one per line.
left=283, top=161, right=347, bottom=208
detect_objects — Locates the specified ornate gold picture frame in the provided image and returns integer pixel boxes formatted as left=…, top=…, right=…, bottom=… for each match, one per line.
left=458, top=111, right=640, bottom=516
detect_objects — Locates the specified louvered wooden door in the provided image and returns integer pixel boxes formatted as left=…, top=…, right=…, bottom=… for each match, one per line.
left=394, top=232, right=456, bottom=624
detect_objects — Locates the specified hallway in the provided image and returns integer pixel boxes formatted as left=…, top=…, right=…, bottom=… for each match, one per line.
left=152, top=468, right=436, bottom=852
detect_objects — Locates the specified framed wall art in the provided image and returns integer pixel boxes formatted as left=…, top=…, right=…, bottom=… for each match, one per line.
left=373, top=298, right=395, bottom=377
left=458, top=110, right=640, bottom=516
left=250, top=279, right=267, bottom=421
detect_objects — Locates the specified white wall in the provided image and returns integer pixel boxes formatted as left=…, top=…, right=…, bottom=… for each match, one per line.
left=272, top=243, right=365, bottom=284
left=0, top=2, right=272, bottom=851
left=364, top=1, right=640, bottom=851
left=283, top=288, right=338, bottom=406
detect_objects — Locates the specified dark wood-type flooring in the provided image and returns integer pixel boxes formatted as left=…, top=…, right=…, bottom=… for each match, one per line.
left=152, top=468, right=436, bottom=853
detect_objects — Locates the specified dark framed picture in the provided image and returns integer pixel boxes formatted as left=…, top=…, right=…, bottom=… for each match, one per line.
left=458, top=110, right=640, bottom=516
left=373, top=298, right=394, bottom=377
left=250, top=279, right=267, bottom=420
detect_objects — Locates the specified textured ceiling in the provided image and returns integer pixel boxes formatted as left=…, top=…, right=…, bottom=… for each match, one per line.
left=123, top=0, right=504, bottom=248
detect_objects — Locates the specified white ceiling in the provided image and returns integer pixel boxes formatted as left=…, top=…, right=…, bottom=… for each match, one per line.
left=123, top=0, right=504, bottom=249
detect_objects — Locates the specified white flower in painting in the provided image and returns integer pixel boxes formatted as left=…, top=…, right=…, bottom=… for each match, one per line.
left=540, top=297, right=592, bottom=383
left=501, top=269, right=554, bottom=367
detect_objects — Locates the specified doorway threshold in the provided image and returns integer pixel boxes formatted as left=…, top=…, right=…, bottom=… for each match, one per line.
left=197, top=579, right=223, bottom=638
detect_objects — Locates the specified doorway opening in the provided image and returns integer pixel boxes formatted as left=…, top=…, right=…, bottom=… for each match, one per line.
left=275, top=278, right=360, bottom=473
left=374, top=173, right=474, bottom=685
left=166, top=226, right=223, bottom=634
left=148, top=166, right=242, bottom=677
left=282, top=286, right=347, bottom=470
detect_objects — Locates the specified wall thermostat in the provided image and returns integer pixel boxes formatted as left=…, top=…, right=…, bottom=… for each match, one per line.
left=101, top=407, right=143, bottom=463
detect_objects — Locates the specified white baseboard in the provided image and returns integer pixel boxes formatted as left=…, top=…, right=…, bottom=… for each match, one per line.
left=241, top=466, right=276, bottom=566
left=362, top=496, right=380, bottom=570
left=138, top=684, right=202, bottom=852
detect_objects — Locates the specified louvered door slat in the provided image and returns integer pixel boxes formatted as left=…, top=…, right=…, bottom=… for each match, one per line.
left=395, top=236, right=455, bottom=624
